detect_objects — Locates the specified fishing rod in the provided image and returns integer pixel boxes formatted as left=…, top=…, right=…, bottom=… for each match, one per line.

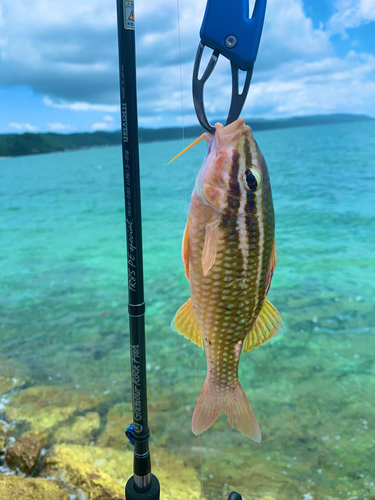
left=115, top=1, right=159, bottom=498
left=115, top=0, right=266, bottom=498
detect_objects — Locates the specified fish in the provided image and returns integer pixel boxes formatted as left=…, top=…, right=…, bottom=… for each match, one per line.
left=170, top=118, right=284, bottom=442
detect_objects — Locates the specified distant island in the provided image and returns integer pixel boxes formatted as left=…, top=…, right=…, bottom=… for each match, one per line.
left=0, top=113, right=373, bottom=158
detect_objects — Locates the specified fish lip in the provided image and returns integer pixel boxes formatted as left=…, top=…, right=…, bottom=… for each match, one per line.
left=213, top=118, right=250, bottom=149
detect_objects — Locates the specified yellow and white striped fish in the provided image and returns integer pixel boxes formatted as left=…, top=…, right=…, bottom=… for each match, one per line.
left=171, top=118, right=284, bottom=441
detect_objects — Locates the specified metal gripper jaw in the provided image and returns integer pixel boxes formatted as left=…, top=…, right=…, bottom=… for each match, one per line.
left=192, top=42, right=254, bottom=134
left=192, top=0, right=267, bottom=134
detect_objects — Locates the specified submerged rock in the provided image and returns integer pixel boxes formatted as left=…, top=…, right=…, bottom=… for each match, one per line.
left=5, top=432, right=47, bottom=474
left=0, top=374, right=25, bottom=395
left=5, top=385, right=102, bottom=435
left=42, top=443, right=203, bottom=500
left=54, top=411, right=101, bottom=444
left=43, top=444, right=126, bottom=500
left=0, top=475, right=69, bottom=500
left=0, top=423, right=6, bottom=454
left=96, top=403, right=132, bottom=449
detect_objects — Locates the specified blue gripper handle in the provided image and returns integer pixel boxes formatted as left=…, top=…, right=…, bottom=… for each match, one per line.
left=200, top=0, right=267, bottom=71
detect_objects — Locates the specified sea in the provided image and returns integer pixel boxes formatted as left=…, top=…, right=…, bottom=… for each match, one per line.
left=1, top=121, right=375, bottom=500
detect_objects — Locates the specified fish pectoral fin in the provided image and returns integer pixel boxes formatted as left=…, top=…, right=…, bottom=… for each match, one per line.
left=171, top=298, right=203, bottom=349
left=182, top=219, right=190, bottom=281
left=243, top=298, right=285, bottom=353
left=265, top=237, right=277, bottom=295
left=202, top=221, right=220, bottom=277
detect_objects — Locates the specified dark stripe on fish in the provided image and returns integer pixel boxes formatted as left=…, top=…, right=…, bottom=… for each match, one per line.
left=258, top=152, right=275, bottom=297
left=228, top=149, right=241, bottom=208
left=244, top=135, right=261, bottom=322
left=244, top=134, right=252, bottom=167
left=221, top=149, right=243, bottom=306
left=244, top=136, right=256, bottom=215
left=222, top=149, right=241, bottom=229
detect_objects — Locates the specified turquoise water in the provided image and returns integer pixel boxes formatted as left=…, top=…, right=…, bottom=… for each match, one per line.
left=1, top=121, right=375, bottom=499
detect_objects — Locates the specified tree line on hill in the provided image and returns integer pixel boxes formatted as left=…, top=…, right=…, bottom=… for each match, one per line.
left=0, top=114, right=372, bottom=158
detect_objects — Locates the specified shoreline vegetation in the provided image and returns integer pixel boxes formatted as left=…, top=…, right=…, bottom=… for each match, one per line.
left=0, top=113, right=373, bottom=158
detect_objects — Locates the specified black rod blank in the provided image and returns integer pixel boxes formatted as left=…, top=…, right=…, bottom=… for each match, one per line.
left=115, top=1, right=160, bottom=498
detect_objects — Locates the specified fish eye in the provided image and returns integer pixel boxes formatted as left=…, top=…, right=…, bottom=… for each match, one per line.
left=242, top=168, right=262, bottom=192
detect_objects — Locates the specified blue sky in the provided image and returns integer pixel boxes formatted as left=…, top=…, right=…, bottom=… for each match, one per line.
left=0, top=0, right=374, bottom=134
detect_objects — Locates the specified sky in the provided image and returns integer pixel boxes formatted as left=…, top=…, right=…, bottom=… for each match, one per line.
left=0, top=0, right=374, bottom=134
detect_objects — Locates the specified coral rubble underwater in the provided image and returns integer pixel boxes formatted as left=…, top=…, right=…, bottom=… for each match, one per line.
left=1, top=123, right=375, bottom=499
left=1, top=290, right=374, bottom=500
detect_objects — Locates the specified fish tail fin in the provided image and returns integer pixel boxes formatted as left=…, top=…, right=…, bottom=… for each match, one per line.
left=192, top=378, right=261, bottom=442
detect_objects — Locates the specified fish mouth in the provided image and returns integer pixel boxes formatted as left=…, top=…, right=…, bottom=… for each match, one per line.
left=215, top=118, right=246, bottom=134
left=213, top=118, right=251, bottom=149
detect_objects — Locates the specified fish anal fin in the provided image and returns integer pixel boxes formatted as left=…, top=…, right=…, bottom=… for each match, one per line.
left=243, top=298, right=284, bottom=353
left=265, top=237, right=277, bottom=295
left=171, top=298, right=203, bottom=349
left=182, top=219, right=190, bottom=281
left=202, top=221, right=220, bottom=277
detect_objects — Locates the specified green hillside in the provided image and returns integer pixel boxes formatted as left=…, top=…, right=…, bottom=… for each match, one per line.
left=0, top=114, right=373, bottom=158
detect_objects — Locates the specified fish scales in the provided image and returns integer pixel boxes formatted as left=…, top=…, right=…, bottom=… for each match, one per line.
left=172, top=119, right=283, bottom=440
left=190, top=138, right=274, bottom=385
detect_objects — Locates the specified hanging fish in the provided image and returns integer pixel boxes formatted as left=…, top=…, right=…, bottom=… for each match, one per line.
left=170, top=118, right=284, bottom=441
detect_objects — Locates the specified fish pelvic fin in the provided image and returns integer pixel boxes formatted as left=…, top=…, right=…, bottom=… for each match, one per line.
left=192, top=378, right=261, bottom=442
left=171, top=298, right=203, bottom=349
left=243, top=297, right=285, bottom=354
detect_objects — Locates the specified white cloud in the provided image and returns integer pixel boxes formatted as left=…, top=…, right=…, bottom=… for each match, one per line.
left=9, top=122, right=38, bottom=132
left=245, top=52, right=375, bottom=117
left=0, top=0, right=375, bottom=126
left=0, top=0, right=331, bottom=95
left=138, top=116, right=162, bottom=126
left=91, top=122, right=109, bottom=130
left=328, top=0, right=375, bottom=35
left=103, top=115, right=114, bottom=122
left=257, top=0, right=331, bottom=70
left=48, top=122, right=72, bottom=131
left=43, top=97, right=119, bottom=112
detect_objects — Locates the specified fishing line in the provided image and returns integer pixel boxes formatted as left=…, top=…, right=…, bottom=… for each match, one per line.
left=176, top=0, right=205, bottom=495
left=176, top=0, right=185, bottom=151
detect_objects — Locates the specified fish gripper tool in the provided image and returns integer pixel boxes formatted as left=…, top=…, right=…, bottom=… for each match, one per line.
left=193, top=0, right=267, bottom=134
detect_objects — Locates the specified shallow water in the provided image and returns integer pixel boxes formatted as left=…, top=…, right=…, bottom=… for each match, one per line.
left=1, top=121, right=375, bottom=499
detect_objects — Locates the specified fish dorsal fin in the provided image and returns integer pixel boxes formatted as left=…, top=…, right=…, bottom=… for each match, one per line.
left=265, top=237, right=277, bottom=295
left=182, top=219, right=190, bottom=281
left=202, top=221, right=220, bottom=276
left=171, top=298, right=203, bottom=349
left=243, top=298, right=284, bottom=353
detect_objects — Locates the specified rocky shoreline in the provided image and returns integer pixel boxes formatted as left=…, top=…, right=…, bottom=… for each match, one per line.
left=0, top=374, right=203, bottom=500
